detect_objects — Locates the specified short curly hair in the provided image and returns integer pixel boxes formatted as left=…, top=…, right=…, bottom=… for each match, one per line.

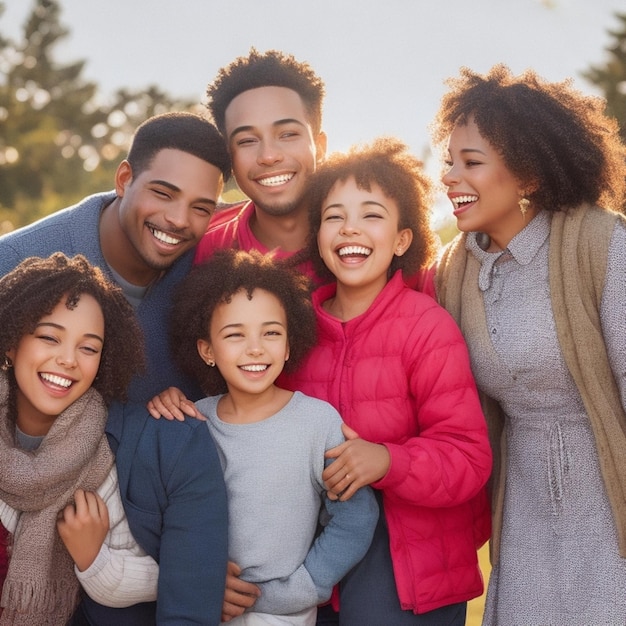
left=431, top=64, right=626, bottom=212
left=0, top=253, right=145, bottom=408
left=206, top=48, right=325, bottom=137
left=302, top=137, right=438, bottom=282
left=170, top=248, right=316, bottom=395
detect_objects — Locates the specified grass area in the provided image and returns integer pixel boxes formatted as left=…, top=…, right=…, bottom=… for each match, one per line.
left=466, top=543, right=491, bottom=626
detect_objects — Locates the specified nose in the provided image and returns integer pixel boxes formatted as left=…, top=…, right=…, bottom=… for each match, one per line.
left=246, top=339, right=264, bottom=356
left=163, top=202, right=190, bottom=230
left=257, top=139, right=283, bottom=166
left=56, top=350, right=77, bottom=369
left=339, top=218, right=360, bottom=236
left=441, top=162, right=460, bottom=187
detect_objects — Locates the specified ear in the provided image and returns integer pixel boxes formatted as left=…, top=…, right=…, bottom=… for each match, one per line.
left=196, top=338, right=214, bottom=365
left=394, top=228, right=413, bottom=257
left=285, top=342, right=290, bottom=362
left=114, top=160, right=134, bottom=197
left=315, top=131, right=327, bottom=165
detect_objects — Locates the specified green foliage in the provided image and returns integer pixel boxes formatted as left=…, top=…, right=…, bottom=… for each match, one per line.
left=0, top=0, right=198, bottom=230
left=584, top=11, right=626, bottom=142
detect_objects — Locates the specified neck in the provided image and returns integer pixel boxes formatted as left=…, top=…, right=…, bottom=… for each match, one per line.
left=249, top=206, right=308, bottom=253
left=325, top=280, right=386, bottom=322
left=99, top=198, right=160, bottom=286
left=216, top=385, right=293, bottom=424
left=487, top=206, right=542, bottom=252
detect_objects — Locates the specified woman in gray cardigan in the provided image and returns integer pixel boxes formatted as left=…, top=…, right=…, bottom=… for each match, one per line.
left=432, top=64, right=626, bottom=625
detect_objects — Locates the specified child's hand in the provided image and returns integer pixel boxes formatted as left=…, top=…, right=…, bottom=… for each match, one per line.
left=57, top=489, right=109, bottom=572
left=323, top=423, right=390, bottom=501
left=147, top=387, right=206, bottom=421
left=222, top=560, right=260, bottom=622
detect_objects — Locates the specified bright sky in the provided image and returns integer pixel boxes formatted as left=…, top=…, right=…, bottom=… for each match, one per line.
left=2, top=0, right=624, bottom=220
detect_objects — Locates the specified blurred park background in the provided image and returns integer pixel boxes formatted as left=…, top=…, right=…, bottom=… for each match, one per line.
left=1, top=0, right=624, bottom=245
left=0, top=2, right=625, bottom=622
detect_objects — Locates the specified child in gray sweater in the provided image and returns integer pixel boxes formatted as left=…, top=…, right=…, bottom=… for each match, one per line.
left=158, top=248, right=378, bottom=626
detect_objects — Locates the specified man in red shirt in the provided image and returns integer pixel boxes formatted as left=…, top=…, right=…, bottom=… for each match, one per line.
left=194, top=49, right=327, bottom=280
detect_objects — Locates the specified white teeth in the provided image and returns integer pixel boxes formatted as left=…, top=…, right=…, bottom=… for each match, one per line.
left=452, top=195, right=478, bottom=207
left=338, top=246, right=371, bottom=257
left=41, top=373, right=72, bottom=388
left=150, top=227, right=182, bottom=245
left=257, top=173, right=294, bottom=187
left=240, top=364, right=268, bottom=372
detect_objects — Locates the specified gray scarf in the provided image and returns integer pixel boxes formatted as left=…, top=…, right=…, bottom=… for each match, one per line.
left=0, top=372, right=113, bottom=625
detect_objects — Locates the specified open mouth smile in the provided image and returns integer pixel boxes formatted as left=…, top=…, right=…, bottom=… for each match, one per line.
left=257, top=173, right=294, bottom=187
left=40, top=372, right=73, bottom=388
left=239, top=364, right=269, bottom=372
left=149, top=226, right=184, bottom=246
left=337, top=245, right=372, bottom=258
left=450, top=194, right=478, bottom=210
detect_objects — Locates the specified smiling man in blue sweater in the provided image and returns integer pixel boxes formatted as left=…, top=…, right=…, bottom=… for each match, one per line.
left=0, top=112, right=231, bottom=624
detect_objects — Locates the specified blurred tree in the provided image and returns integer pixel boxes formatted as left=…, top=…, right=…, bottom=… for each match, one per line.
left=0, top=0, right=198, bottom=231
left=584, top=11, right=626, bottom=142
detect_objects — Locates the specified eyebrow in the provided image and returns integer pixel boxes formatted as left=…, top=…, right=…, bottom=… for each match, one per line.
left=149, top=179, right=217, bottom=206
left=36, top=322, right=104, bottom=344
left=323, top=200, right=390, bottom=214
left=459, top=148, right=487, bottom=156
left=229, top=118, right=307, bottom=141
left=218, top=320, right=286, bottom=333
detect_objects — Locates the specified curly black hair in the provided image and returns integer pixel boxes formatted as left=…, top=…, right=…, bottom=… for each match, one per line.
left=0, top=253, right=145, bottom=408
left=170, top=248, right=316, bottom=395
left=206, top=48, right=325, bottom=137
left=301, top=136, right=437, bottom=282
left=431, top=64, right=626, bottom=212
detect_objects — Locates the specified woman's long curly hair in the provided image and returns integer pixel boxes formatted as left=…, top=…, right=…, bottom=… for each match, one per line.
left=431, top=64, right=626, bottom=212
left=0, top=253, right=145, bottom=410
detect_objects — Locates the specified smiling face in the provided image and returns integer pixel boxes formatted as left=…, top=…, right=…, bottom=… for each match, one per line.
left=197, top=288, right=290, bottom=401
left=7, top=294, right=105, bottom=436
left=317, top=176, right=412, bottom=300
left=442, top=117, right=532, bottom=250
left=112, top=148, right=223, bottom=284
left=225, top=86, right=326, bottom=218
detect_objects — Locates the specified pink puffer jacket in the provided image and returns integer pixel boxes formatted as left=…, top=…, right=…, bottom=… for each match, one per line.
left=281, top=271, right=492, bottom=614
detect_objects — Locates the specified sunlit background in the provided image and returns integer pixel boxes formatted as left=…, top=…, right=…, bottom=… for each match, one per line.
left=1, top=1, right=625, bottom=622
left=1, top=0, right=624, bottom=238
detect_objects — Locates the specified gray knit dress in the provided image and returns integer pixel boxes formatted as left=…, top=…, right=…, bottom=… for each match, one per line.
left=465, top=211, right=626, bottom=626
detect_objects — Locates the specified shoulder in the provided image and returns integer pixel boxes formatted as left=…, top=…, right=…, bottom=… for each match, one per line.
left=194, top=202, right=250, bottom=262
left=292, top=391, right=341, bottom=424
left=207, top=201, right=249, bottom=232
left=0, top=192, right=113, bottom=272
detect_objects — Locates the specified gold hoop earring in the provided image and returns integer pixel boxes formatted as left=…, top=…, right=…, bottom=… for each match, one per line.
left=206, top=358, right=215, bottom=367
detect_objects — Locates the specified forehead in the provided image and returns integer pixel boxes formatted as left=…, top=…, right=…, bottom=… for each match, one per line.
left=224, top=86, right=311, bottom=134
left=38, top=294, right=104, bottom=331
left=137, top=148, right=223, bottom=193
left=326, top=176, right=396, bottom=207
left=215, top=288, right=286, bottom=320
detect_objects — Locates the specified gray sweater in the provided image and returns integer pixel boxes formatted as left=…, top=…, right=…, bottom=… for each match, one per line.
left=196, top=391, right=378, bottom=617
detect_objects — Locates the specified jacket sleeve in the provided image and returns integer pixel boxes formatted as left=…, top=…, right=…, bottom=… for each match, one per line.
left=154, top=419, right=229, bottom=625
left=373, top=305, right=492, bottom=507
